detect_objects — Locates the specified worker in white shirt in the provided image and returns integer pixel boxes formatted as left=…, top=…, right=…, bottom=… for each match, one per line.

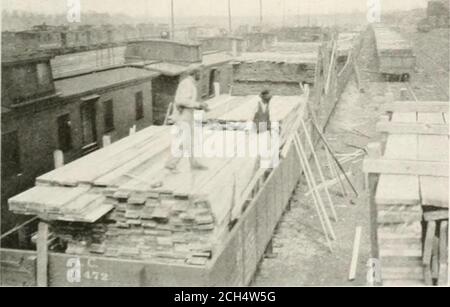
left=253, top=89, right=272, bottom=133
left=165, top=69, right=209, bottom=172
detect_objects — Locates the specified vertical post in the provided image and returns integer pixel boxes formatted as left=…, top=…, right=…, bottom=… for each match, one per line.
left=129, top=125, right=137, bottom=136
left=170, top=0, right=175, bottom=40
left=366, top=143, right=382, bottom=260
left=102, top=135, right=111, bottom=148
left=37, top=221, right=49, bottom=287
left=228, top=0, right=233, bottom=34
left=53, top=150, right=64, bottom=169
left=214, top=82, right=221, bottom=97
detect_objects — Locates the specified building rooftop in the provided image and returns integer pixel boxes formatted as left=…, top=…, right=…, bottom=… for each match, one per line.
left=55, top=67, right=159, bottom=98
left=145, top=62, right=200, bottom=76
left=202, top=52, right=234, bottom=67
left=236, top=51, right=318, bottom=64
left=145, top=52, right=233, bottom=76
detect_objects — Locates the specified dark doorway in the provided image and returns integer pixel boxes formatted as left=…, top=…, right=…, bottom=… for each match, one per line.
left=57, top=114, right=73, bottom=152
left=80, top=101, right=97, bottom=147
left=208, top=69, right=217, bottom=97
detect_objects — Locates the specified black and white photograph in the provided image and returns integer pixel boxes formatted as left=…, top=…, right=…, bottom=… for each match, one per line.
left=0, top=0, right=449, bottom=291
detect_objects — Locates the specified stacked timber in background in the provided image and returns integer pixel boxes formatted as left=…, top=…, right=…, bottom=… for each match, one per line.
left=372, top=25, right=416, bottom=77
left=364, top=100, right=449, bottom=286
left=423, top=211, right=448, bottom=286
left=8, top=95, right=304, bottom=266
left=231, top=52, right=317, bottom=96
left=373, top=26, right=414, bottom=57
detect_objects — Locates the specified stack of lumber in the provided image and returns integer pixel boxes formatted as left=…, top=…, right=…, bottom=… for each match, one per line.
left=367, top=101, right=449, bottom=286
left=373, top=26, right=414, bottom=57
left=233, top=52, right=317, bottom=84
left=9, top=94, right=306, bottom=265
left=268, top=42, right=320, bottom=54
left=423, top=211, right=448, bottom=286
left=208, top=95, right=305, bottom=146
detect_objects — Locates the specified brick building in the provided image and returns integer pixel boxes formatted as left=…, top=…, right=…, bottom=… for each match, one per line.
left=199, top=36, right=245, bottom=56
left=1, top=53, right=158, bottom=233
left=124, top=40, right=234, bottom=124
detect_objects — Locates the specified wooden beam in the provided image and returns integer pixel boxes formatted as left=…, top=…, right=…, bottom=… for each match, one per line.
left=376, top=122, right=449, bottom=136
left=438, top=221, right=448, bottom=286
left=424, top=210, right=449, bottom=221
left=363, top=159, right=449, bottom=177
left=367, top=143, right=381, bottom=262
left=423, top=221, right=436, bottom=266
left=381, top=101, right=449, bottom=114
left=0, top=216, right=38, bottom=240
left=37, top=221, right=49, bottom=287
left=348, top=226, right=362, bottom=281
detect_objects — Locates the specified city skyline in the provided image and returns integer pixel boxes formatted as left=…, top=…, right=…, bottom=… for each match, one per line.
left=2, top=0, right=429, bottom=18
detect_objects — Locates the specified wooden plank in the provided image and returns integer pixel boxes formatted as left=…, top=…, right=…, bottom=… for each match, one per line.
left=381, top=101, right=449, bottom=114
left=417, top=112, right=449, bottom=209
left=37, top=126, right=167, bottom=185
left=391, top=112, right=417, bottom=123
left=423, top=221, right=436, bottom=266
left=377, top=210, right=422, bottom=224
left=348, top=226, right=362, bottom=281
left=423, top=210, right=449, bottom=221
left=379, top=245, right=422, bottom=258
left=382, top=279, right=425, bottom=286
left=418, top=112, right=446, bottom=124
left=417, top=136, right=449, bottom=162
left=382, top=267, right=424, bottom=280
left=431, top=237, right=440, bottom=280
left=376, top=122, right=449, bottom=135
left=376, top=112, right=419, bottom=205
left=9, top=186, right=91, bottom=214
left=438, top=221, right=448, bottom=286
left=375, top=175, right=420, bottom=205
left=363, top=159, right=448, bottom=177
left=37, top=222, right=49, bottom=287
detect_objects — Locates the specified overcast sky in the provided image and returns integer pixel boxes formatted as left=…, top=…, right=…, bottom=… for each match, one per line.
left=2, top=0, right=429, bottom=17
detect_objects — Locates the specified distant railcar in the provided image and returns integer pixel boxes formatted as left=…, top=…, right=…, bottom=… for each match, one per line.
left=373, top=25, right=416, bottom=82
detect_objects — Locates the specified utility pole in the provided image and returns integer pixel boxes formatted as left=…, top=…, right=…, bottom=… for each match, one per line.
left=228, top=0, right=232, bottom=34
left=171, top=0, right=175, bottom=40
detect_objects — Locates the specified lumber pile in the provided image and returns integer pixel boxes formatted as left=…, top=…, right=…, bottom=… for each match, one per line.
left=364, top=101, right=449, bottom=286
left=373, top=26, right=414, bottom=57
left=208, top=95, right=306, bottom=147
left=9, top=94, right=306, bottom=265
left=423, top=210, right=448, bottom=286
left=232, top=52, right=317, bottom=85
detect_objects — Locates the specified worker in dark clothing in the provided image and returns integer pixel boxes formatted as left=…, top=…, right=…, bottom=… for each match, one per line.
left=253, top=89, right=272, bottom=133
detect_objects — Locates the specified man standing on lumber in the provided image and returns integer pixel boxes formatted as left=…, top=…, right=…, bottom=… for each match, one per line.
left=253, top=89, right=272, bottom=133
left=166, top=69, right=209, bottom=173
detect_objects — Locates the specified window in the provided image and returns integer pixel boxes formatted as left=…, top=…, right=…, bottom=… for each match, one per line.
left=57, top=114, right=73, bottom=152
left=1, top=131, right=21, bottom=178
left=135, top=91, right=144, bottom=120
left=103, top=100, right=115, bottom=132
